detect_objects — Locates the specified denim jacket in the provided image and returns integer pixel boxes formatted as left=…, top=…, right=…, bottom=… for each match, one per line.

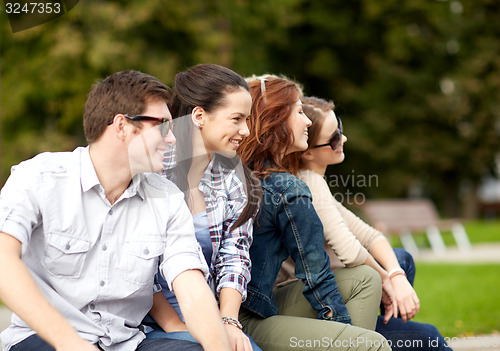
left=242, top=171, right=351, bottom=323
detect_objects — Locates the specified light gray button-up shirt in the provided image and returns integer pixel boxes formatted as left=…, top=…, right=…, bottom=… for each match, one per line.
left=0, top=147, right=208, bottom=350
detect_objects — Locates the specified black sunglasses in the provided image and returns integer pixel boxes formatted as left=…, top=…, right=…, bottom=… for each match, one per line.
left=313, top=115, right=343, bottom=150
left=108, top=114, right=173, bottom=137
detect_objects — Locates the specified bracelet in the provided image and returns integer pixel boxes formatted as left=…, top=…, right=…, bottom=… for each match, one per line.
left=222, top=316, right=243, bottom=330
left=390, top=271, right=407, bottom=279
left=388, top=267, right=407, bottom=280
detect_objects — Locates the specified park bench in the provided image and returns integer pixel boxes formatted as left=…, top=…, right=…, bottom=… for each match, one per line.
left=360, top=198, right=471, bottom=256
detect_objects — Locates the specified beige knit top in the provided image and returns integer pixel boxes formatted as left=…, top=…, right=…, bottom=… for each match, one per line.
left=298, top=170, right=387, bottom=269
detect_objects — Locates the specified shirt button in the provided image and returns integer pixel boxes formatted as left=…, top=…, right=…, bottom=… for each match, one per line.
left=102, top=244, right=107, bottom=251
left=89, top=303, right=95, bottom=310
left=143, top=248, right=150, bottom=255
left=100, top=281, right=105, bottom=287
left=109, top=209, right=113, bottom=215
left=65, top=243, right=71, bottom=250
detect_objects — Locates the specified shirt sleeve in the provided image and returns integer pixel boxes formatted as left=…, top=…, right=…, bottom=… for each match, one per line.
left=207, top=166, right=253, bottom=301
left=335, top=198, right=387, bottom=252
left=0, top=160, right=42, bottom=246
left=159, top=190, right=209, bottom=290
left=213, top=204, right=252, bottom=301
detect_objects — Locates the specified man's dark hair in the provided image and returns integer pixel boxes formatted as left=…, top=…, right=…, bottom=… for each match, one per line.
left=83, top=70, right=171, bottom=143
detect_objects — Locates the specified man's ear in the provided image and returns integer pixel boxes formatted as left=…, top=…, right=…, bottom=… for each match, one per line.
left=110, top=114, right=131, bottom=140
left=191, top=106, right=206, bottom=128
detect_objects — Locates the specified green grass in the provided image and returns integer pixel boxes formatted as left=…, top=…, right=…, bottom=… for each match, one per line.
left=413, top=263, right=500, bottom=337
left=389, top=220, right=500, bottom=336
left=389, top=219, right=500, bottom=248
left=464, top=219, right=500, bottom=243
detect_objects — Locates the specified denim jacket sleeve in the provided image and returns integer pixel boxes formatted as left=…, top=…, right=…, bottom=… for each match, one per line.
left=277, top=177, right=351, bottom=323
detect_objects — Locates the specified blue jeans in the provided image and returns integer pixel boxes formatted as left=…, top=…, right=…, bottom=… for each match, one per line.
left=376, top=317, right=452, bottom=351
left=375, top=248, right=452, bottom=351
left=10, top=333, right=203, bottom=351
left=146, top=324, right=262, bottom=351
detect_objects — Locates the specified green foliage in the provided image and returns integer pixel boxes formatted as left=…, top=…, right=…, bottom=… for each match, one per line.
left=294, top=1, right=500, bottom=217
left=1, top=0, right=500, bottom=217
left=414, top=263, right=500, bottom=336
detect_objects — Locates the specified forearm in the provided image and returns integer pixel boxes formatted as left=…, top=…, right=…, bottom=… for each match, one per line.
left=0, top=233, right=90, bottom=350
left=149, top=291, right=186, bottom=332
left=219, top=288, right=243, bottom=319
left=220, top=288, right=254, bottom=351
left=173, top=270, right=231, bottom=351
left=370, top=239, right=401, bottom=272
left=363, top=253, right=398, bottom=322
left=370, top=239, right=420, bottom=321
left=363, top=254, right=389, bottom=282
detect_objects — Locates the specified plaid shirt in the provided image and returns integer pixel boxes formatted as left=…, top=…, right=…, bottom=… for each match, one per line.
left=163, top=147, right=253, bottom=300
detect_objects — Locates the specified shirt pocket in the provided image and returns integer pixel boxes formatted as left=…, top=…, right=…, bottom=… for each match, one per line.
left=43, top=233, right=90, bottom=278
left=125, top=237, right=166, bottom=286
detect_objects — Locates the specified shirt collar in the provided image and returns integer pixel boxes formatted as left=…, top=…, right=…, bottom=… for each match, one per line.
left=80, top=146, right=101, bottom=193
left=80, top=146, right=146, bottom=201
left=130, top=173, right=146, bottom=200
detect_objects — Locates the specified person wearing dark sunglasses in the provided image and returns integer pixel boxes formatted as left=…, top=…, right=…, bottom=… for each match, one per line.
left=288, top=95, right=452, bottom=351
left=108, top=112, right=175, bottom=174
left=312, top=113, right=344, bottom=151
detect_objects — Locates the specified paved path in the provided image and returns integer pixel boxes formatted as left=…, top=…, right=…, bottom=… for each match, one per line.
left=447, top=333, right=500, bottom=351
left=414, top=243, right=500, bottom=264
left=1, top=243, right=499, bottom=349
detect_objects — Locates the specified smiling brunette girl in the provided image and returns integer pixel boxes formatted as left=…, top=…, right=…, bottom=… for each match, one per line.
left=142, top=64, right=262, bottom=351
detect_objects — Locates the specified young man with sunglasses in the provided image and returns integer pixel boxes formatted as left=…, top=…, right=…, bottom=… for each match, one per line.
left=0, top=70, right=231, bottom=351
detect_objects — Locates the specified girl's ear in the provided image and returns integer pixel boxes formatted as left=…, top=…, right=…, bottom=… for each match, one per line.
left=191, top=106, right=205, bottom=128
left=301, top=149, right=314, bottom=161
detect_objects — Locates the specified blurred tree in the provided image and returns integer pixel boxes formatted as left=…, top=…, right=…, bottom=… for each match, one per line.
left=0, top=0, right=300, bottom=182
left=1, top=0, right=499, bottom=218
left=270, top=0, right=500, bottom=217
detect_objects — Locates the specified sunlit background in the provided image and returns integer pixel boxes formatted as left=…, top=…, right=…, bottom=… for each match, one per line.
left=1, top=0, right=499, bottom=339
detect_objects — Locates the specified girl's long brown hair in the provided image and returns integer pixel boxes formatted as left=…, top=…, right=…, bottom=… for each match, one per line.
left=237, top=75, right=303, bottom=178
left=168, top=64, right=261, bottom=230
